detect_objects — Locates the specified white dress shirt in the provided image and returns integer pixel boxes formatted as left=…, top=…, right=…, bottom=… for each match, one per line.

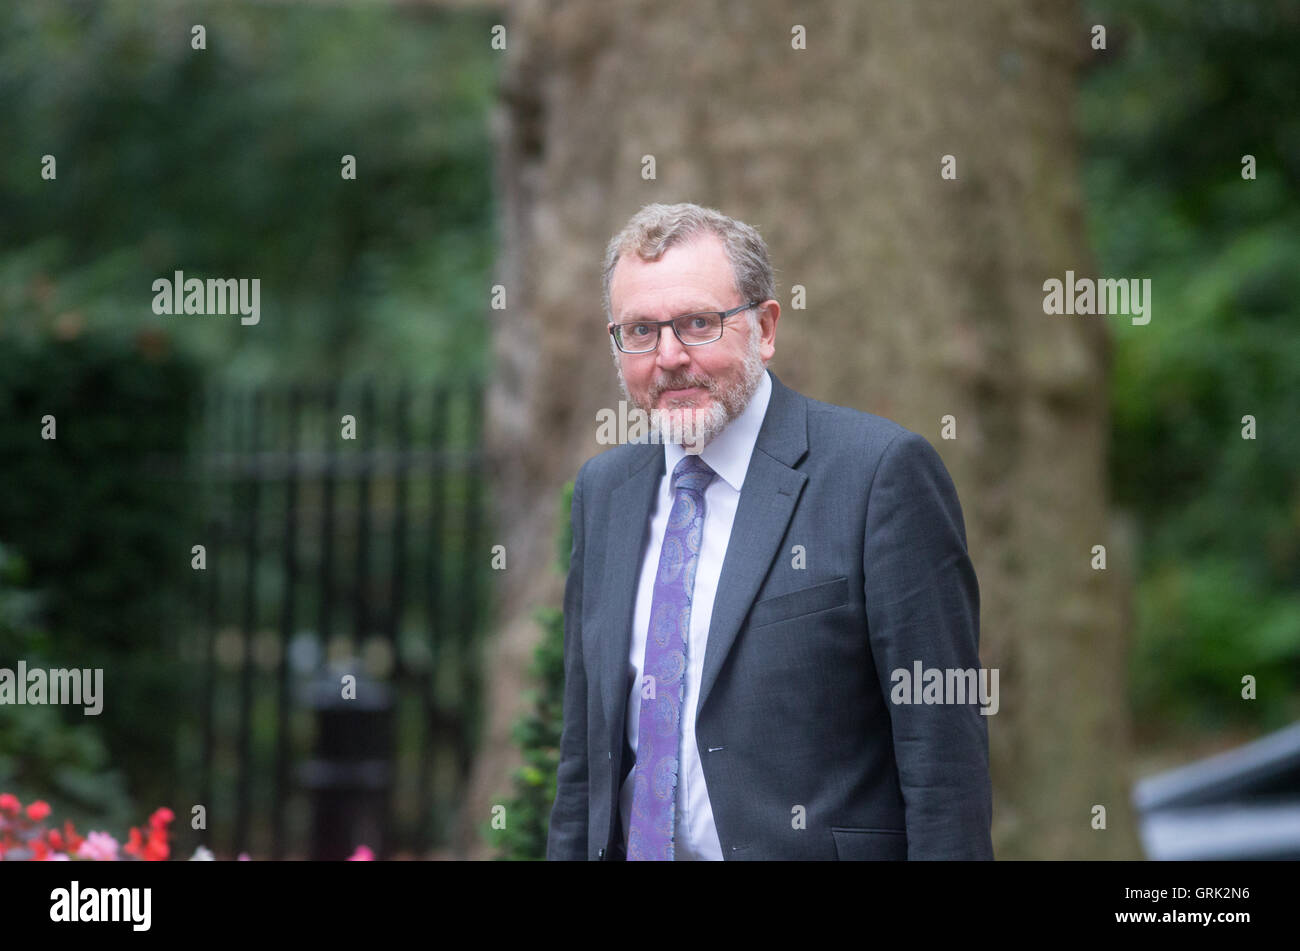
left=620, top=368, right=773, bottom=860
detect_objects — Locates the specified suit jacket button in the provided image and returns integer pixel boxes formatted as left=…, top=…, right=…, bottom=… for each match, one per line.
left=598, top=847, right=606, bottom=859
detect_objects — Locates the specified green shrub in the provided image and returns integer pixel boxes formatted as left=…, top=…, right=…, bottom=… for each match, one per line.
left=490, top=482, right=572, bottom=860
left=0, top=542, right=136, bottom=835
left=0, top=331, right=201, bottom=813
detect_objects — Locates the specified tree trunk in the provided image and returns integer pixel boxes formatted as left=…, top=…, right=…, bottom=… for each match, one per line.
left=466, top=0, right=1139, bottom=859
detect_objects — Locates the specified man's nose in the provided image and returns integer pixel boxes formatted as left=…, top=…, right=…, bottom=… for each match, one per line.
left=655, top=324, right=690, bottom=366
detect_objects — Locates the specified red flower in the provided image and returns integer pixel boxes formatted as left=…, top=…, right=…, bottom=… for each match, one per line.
left=0, top=799, right=183, bottom=861
left=63, top=820, right=84, bottom=852
left=144, top=830, right=169, bottom=861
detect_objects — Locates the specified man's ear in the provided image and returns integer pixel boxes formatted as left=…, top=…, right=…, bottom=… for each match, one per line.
left=758, top=300, right=780, bottom=361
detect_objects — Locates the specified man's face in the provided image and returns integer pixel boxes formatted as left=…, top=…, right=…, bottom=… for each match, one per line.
left=608, top=233, right=777, bottom=450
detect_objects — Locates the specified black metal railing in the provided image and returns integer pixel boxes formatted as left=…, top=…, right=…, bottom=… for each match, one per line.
left=183, top=380, right=487, bottom=859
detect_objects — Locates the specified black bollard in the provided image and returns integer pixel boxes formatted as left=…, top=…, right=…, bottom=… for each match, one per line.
left=299, top=662, right=393, bottom=860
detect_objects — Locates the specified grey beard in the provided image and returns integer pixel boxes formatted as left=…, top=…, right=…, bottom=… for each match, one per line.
left=614, top=331, right=766, bottom=452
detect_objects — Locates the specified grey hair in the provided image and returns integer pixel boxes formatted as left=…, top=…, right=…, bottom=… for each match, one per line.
left=601, top=202, right=776, bottom=328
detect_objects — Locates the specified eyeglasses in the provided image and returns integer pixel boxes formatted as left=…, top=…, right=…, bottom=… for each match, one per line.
left=609, top=301, right=760, bottom=354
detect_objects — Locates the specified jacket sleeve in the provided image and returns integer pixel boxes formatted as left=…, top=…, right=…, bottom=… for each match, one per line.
left=546, top=462, right=590, bottom=860
left=862, top=431, right=993, bottom=859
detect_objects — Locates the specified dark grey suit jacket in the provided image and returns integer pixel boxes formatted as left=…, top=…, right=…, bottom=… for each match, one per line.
left=546, top=370, right=993, bottom=860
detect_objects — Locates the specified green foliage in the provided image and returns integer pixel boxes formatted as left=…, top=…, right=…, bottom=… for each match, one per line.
left=490, top=482, right=574, bottom=860
left=0, top=332, right=202, bottom=813
left=0, top=543, right=136, bottom=836
left=0, top=0, right=500, bottom=851
left=0, top=0, right=497, bottom=387
left=1083, top=0, right=1300, bottom=728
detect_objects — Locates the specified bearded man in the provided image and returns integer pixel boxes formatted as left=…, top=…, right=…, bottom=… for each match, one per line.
left=547, top=202, right=993, bottom=861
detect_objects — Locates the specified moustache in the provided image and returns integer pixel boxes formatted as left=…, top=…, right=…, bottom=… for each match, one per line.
left=651, top=377, right=713, bottom=400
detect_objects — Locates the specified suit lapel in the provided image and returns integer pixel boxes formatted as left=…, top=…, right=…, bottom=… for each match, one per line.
left=595, top=372, right=810, bottom=744
left=599, top=444, right=663, bottom=737
left=697, top=372, right=809, bottom=719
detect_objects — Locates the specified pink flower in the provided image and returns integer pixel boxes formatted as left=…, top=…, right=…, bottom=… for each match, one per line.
left=76, top=831, right=121, bottom=861
left=347, top=845, right=374, bottom=861
left=25, top=800, right=51, bottom=822
left=237, top=852, right=250, bottom=861
left=48, top=852, right=70, bottom=861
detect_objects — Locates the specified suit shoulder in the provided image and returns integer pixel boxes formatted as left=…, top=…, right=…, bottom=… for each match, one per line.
left=794, top=392, right=962, bottom=512
left=572, top=441, right=656, bottom=490
left=793, top=390, right=959, bottom=492
left=800, top=392, right=917, bottom=458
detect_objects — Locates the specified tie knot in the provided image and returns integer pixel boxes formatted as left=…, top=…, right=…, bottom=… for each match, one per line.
left=672, top=453, right=715, bottom=496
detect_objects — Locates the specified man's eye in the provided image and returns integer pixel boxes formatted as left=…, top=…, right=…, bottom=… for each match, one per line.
left=628, top=324, right=651, bottom=336
left=689, top=316, right=709, bottom=329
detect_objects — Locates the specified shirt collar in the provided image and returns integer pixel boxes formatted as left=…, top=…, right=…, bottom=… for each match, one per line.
left=664, top=368, right=772, bottom=493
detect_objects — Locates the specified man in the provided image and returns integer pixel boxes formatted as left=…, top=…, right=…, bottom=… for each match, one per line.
left=546, top=202, right=993, bottom=860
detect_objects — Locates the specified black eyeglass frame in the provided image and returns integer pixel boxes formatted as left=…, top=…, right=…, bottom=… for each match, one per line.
left=608, top=300, right=762, bottom=353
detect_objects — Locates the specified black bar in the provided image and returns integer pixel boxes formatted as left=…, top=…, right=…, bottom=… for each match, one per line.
left=454, top=383, right=486, bottom=855
left=233, top=388, right=262, bottom=856
left=417, top=384, right=449, bottom=853
left=389, top=383, right=410, bottom=659
left=352, top=383, right=375, bottom=653
left=384, top=384, right=411, bottom=854
left=273, top=385, right=302, bottom=860
left=318, top=383, right=339, bottom=646
left=198, top=384, right=223, bottom=839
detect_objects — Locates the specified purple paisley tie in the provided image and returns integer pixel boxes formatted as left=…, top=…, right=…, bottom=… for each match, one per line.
left=627, top=453, right=716, bottom=861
